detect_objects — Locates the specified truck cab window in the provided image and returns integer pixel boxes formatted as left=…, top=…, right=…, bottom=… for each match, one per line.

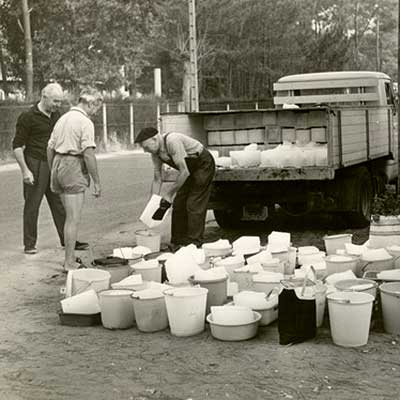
left=385, top=82, right=395, bottom=105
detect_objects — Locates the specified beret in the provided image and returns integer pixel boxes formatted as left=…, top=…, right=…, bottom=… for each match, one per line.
left=135, top=127, right=158, bottom=143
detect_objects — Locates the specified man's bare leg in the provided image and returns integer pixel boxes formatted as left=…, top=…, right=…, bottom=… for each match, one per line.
left=63, top=192, right=85, bottom=270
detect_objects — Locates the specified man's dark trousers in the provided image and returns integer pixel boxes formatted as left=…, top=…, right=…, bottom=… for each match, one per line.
left=23, top=155, right=65, bottom=249
left=171, top=149, right=215, bottom=246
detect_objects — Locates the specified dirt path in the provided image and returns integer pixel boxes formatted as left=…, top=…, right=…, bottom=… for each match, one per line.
left=1, top=218, right=400, bottom=400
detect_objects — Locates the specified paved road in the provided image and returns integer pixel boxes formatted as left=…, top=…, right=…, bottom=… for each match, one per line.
left=0, top=152, right=154, bottom=254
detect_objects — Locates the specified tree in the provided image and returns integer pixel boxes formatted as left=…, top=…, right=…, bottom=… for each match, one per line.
left=0, top=0, right=159, bottom=92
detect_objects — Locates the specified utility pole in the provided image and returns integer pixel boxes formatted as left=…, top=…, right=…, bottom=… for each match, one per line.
left=376, top=12, right=380, bottom=71
left=21, top=0, right=33, bottom=101
left=188, top=0, right=199, bottom=112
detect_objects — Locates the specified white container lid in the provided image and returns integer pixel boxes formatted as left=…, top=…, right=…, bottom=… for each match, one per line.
left=253, top=272, right=284, bottom=283
left=327, top=255, right=354, bottom=263
left=361, top=248, right=392, bottom=262
left=298, top=246, right=320, bottom=255
left=202, top=239, right=231, bottom=250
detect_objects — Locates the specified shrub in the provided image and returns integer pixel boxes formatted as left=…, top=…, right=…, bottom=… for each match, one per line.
left=371, top=187, right=400, bottom=219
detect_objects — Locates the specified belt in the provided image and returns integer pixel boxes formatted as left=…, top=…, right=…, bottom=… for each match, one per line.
left=186, top=147, right=205, bottom=159
left=56, top=152, right=83, bottom=157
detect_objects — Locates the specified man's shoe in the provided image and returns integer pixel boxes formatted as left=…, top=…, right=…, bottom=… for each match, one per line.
left=75, top=241, right=89, bottom=251
left=24, top=247, right=37, bottom=254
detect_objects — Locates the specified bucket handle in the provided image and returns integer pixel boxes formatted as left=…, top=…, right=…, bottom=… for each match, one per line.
left=265, top=287, right=280, bottom=300
left=301, top=265, right=317, bottom=297
left=362, top=270, right=379, bottom=280
left=331, top=298, right=351, bottom=304
left=361, top=261, right=373, bottom=273
left=381, top=290, right=400, bottom=299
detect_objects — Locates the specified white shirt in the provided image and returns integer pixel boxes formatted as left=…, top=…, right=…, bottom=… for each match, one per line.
left=48, top=106, right=96, bottom=155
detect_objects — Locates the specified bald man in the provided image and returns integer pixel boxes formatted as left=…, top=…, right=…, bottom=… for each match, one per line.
left=13, top=83, right=87, bottom=254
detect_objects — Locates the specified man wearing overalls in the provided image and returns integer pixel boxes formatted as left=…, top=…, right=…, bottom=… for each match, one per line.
left=135, top=127, right=215, bottom=248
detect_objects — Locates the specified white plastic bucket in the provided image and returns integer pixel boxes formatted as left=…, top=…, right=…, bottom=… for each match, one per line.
left=324, top=234, right=352, bottom=255
left=261, top=260, right=284, bottom=274
left=270, top=249, right=288, bottom=264
left=188, top=275, right=228, bottom=313
left=214, top=256, right=244, bottom=281
left=131, top=290, right=168, bottom=333
left=95, top=263, right=130, bottom=285
left=334, top=278, right=377, bottom=299
left=386, top=246, right=400, bottom=269
left=164, top=287, right=208, bottom=337
left=327, top=291, right=374, bottom=347
left=99, top=289, right=135, bottom=329
left=380, top=282, right=400, bottom=335
left=233, top=271, right=257, bottom=291
left=135, top=229, right=161, bottom=252
left=358, top=256, right=394, bottom=277
left=252, top=274, right=282, bottom=294
left=299, top=284, right=327, bottom=328
left=69, top=268, right=111, bottom=296
left=286, top=247, right=297, bottom=275
left=130, top=259, right=162, bottom=283
left=369, top=217, right=400, bottom=249
left=325, top=255, right=359, bottom=276
left=61, top=289, right=100, bottom=314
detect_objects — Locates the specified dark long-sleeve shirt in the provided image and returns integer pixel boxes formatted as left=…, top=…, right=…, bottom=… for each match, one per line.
left=12, top=104, right=60, bottom=161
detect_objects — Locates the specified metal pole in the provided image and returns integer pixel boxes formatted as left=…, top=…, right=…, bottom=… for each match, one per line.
left=129, top=102, right=134, bottom=145
left=102, top=103, right=108, bottom=149
left=376, top=12, right=380, bottom=71
left=188, top=0, right=199, bottom=112
left=156, top=102, right=161, bottom=133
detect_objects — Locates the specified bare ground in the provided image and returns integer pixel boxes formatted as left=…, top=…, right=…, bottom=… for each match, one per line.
left=1, top=214, right=400, bottom=400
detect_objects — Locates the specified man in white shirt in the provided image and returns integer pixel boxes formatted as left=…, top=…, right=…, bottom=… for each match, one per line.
left=47, top=88, right=103, bottom=272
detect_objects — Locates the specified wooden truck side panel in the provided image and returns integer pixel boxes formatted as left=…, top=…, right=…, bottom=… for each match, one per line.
left=329, top=107, right=392, bottom=169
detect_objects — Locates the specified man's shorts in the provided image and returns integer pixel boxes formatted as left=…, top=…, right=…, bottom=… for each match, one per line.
left=50, top=154, right=90, bottom=194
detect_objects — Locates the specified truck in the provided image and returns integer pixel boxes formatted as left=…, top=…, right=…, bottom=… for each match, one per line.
left=160, top=71, right=398, bottom=228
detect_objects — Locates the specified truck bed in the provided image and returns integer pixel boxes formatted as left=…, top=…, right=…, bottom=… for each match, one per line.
left=160, top=106, right=394, bottom=182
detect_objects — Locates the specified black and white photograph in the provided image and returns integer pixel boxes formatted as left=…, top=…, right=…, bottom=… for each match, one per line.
left=1, top=0, right=400, bottom=399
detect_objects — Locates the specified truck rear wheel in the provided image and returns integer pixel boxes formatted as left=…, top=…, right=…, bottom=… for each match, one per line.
left=345, top=168, right=373, bottom=228
left=213, top=209, right=242, bottom=229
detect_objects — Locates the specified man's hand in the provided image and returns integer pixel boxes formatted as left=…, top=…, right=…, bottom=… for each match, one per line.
left=152, top=198, right=171, bottom=220
left=163, top=192, right=174, bottom=204
left=93, top=182, right=102, bottom=198
left=22, top=169, right=34, bottom=185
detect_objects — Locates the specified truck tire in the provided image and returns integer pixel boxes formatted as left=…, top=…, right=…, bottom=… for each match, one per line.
left=213, top=209, right=242, bottom=229
left=345, top=168, right=373, bottom=228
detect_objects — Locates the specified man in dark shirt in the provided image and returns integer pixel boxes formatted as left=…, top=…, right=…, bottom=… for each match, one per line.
left=12, top=83, right=88, bottom=254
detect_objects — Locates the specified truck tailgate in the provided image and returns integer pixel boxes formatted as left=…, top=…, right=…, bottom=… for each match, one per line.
left=162, top=166, right=335, bottom=182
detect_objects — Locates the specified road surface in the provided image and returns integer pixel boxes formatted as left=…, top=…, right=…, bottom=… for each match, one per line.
left=0, top=152, right=154, bottom=255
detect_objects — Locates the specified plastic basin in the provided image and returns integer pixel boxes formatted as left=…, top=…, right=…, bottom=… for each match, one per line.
left=206, top=311, right=261, bottom=341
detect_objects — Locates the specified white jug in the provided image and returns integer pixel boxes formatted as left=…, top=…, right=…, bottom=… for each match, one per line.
left=139, top=194, right=170, bottom=228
